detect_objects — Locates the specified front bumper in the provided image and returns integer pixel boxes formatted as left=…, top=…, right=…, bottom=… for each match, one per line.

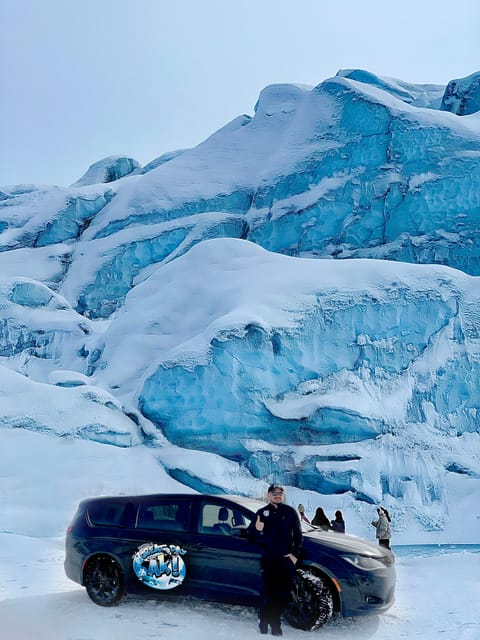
left=339, top=565, right=396, bottom=617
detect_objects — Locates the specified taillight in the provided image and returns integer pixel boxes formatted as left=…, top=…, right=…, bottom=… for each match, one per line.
left=66, top=525, right=73, bottom=535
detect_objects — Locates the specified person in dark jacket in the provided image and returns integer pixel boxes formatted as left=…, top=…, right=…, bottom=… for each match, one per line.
left=248, top=484, right=303, bottom=636
left=330, top=510, right=345, bottom=533
left=311, top=507, right=331, bottom=530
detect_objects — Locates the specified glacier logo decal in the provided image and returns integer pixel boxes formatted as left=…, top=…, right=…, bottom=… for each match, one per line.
left=132, top=543, right=187, bottom=590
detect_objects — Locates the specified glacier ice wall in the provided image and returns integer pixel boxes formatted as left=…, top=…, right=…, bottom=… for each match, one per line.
left=441, top=71, right=480, bottom=116
left=71, top=155, right=141, bottom=187
left=1, top=69, right=480, bottom=533
left=336, top=69, right=446, bottom=108
left=2, top=71, right=479, bottom=321
left=0, top=184, right=115, bottom=252
left=246, top=76, right=480, bottom=276
left=90, top=238, right=480, bottom=528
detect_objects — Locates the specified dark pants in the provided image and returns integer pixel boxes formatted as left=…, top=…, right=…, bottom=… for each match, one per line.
left=379, top=539, right=391, bottom=549
left=259, top=556, right=296, bottom=630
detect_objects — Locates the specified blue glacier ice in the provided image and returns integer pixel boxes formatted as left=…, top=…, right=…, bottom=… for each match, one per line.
left=336, top=69, right=446, bottom=108
left=441, top=71, right=480, bottom=115
left=113, top=239, right=478, bottom=526
left=2, top=72, right=480, bottom=320
left=0, top=69, right=480, bottom=538
left=71, top=155, right=141, bottom=187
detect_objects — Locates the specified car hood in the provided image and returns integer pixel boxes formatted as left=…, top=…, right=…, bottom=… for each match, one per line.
left=304, top=530, right=388, bottom=557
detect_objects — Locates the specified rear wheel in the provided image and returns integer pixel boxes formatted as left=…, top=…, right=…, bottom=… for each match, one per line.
left=284, top=569, right=334, bottom=630
left=84, top=555, right=124, bottom=606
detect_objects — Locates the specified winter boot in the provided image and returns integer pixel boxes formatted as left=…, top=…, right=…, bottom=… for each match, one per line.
left=258, top=618, right=268, bottom=634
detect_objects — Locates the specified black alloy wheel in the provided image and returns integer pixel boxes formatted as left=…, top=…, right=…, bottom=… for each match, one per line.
left=84, top=555, right=125, bottom=606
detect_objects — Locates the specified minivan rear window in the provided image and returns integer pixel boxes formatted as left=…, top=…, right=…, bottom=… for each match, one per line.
left=88, top=502, right=131, bottom=527
left=137, top=500, right=190, bottom=531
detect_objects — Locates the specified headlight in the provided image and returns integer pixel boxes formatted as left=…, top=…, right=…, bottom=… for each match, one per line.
left=340, top=554, right=386, bottom=570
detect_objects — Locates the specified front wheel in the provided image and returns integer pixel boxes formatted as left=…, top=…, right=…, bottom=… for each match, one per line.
left=284, top=569, right=334, bottom=630
left=84, top=555, right=125, bottom=606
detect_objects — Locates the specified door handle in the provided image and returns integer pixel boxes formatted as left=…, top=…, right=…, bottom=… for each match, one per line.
left=186, top=543, right=206, bottom=551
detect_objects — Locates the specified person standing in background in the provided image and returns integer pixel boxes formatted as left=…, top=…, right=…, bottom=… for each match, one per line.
left=297, top=504, right=310, bottom=524
left=330, top=510, right=345, bottom=533
left=371, top=507, right=391, bottom=549
left=248, top=484, right=303, bottom=636
left=311, top=507, right=331, bottom=531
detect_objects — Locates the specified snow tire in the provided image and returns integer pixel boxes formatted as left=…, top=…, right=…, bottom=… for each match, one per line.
left=283, top=568, right=334, bottom=631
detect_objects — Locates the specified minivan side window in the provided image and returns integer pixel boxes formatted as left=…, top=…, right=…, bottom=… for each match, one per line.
left=137, top=500, right=190, bottom=532
left=199, top=502, right=251, bottom=535
left=88, top=502, right=131, bottom=527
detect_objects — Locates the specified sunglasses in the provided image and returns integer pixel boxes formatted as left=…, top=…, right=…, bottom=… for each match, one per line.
left=271, top=491, right=284, bottom=496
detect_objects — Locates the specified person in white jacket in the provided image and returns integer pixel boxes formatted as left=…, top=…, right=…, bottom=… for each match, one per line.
left=371, top=507, right=392, bottom=549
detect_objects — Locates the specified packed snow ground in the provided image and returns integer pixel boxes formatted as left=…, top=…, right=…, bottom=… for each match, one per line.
left=1, top=533, right=479, bottom=640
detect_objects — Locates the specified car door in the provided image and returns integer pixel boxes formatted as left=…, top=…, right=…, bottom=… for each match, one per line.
left=181, top=498, right=263, bottom=604
left=124, top=496, right=206, bottom=597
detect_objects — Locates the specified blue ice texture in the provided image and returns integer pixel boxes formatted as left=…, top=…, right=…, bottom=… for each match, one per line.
left=1, top=69, right=480, bottom=532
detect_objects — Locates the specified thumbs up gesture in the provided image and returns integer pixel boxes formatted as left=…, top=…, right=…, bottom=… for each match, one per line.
left=255, top=515, right=264, bottom=532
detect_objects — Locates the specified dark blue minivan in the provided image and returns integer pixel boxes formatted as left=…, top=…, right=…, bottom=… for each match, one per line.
left=65, top=493, right=395, bottom=630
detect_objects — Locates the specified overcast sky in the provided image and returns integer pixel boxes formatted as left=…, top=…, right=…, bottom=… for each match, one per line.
left=1, top=0, right=478, bottom=187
